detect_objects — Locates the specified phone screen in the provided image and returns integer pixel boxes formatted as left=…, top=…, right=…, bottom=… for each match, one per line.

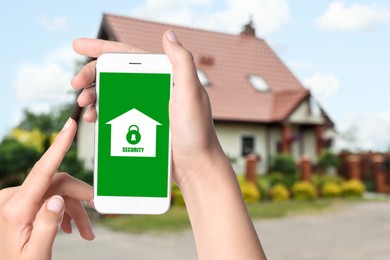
left=97, top=72, right=171, bottom=198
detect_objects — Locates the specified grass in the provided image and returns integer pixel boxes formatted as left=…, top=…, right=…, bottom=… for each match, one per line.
left=246, top=199, right=352, bottom=219
left=98, top=198, right=363, bottom=234
left=99, top=206, right=191, bottom=234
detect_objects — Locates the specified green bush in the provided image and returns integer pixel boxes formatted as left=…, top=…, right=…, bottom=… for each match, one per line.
left=292, top=181, right=317, bottom=201
left=257, top=177, right=272, bottom=200
left=312, top=174, right=344, bottom=189
left=322, top=182, right=341, bottom=198
left=171, top=183, right=185, bottom=207
left=240, top=181, right=260, bottom=204
left=269, top=154, right=298, bottom=176
left=0, top=177, right=23, bottom=189
left=270, top=184, right=290, bottom=202
left=236, top=175, right=246, bottom=184
left=317, top=149, right=339, bottom=169
left=341, top=179, right=365, bottom=198
left=0, top=137, right=40, bottom=180
left=265, top=172, right=299, bottom=189
left=265, top=172, right=284, bottom=186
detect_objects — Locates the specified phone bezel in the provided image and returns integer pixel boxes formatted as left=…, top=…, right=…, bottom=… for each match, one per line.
left=94, top=53, right=172, bottom=215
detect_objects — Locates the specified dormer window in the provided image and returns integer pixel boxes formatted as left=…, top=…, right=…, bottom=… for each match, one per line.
left=197, top=69, right=210, bottom=87
left=248, top=75, right=270, bottom=92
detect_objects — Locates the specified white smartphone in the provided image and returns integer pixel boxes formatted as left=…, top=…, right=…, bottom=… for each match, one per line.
left=94, top=53, right=172, bottom=214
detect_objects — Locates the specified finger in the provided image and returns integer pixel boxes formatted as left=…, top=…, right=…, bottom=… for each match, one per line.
left=162, top=30, right=202, bottom=99
left=77, top=85, right=96, bottom=107
left=60, top=213, right=72, bottom=234
left=17, top=119, right=76, bottom=205
left=71, top=60, right=96, bottom=90
left=0, top=186, right=18, bottom=204
left=26, top=195, right=64, bottom=259
left=64, top=197, right=95, bottom=240
left=83, top=104, right=97, bottom=123
left=44, top=172, right=93, bottom=203
left=73, top=38, right=147, bottom=58
left=44, top=172, right=93, bottom=236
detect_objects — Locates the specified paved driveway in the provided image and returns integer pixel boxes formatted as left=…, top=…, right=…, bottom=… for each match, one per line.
left=53, top=201, right=390, bottom=259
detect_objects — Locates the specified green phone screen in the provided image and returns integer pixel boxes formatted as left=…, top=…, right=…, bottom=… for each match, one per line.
left=97, top=72, right=171, bottom=197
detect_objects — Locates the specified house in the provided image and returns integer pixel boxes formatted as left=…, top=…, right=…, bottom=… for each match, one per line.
left=74, top=14, right=335, bottom=174
left=106, top=108, right=161, bottom=157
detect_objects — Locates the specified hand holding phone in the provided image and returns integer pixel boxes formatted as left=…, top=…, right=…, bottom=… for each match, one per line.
left=94, top=53, right=172, bottom=214
left=73, top=31, right=266, bottom=259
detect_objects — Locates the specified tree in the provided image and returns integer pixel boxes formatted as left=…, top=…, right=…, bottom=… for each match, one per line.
left=58, top=144, right=93, bottom=185
left=317, top=149, right=339, bottom=172
left=17, top=104, right=74, bottom=135
left=11, top=128, right=46, bottom=153
left=16, top=104, right=74, bottom=151
left=1, top=103, right=92, bottom=186
left=0, top=137, right=40, bottom=188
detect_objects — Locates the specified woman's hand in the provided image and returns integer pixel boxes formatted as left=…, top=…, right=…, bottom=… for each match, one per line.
left=72, top=31, right=266, bottom=259
left=0, top=118, right=94, bottom=260
left=72, top=30, right=222, bottom=186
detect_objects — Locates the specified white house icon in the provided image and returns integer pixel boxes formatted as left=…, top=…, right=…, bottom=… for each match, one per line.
left=106, top=108, right=161, bottom=157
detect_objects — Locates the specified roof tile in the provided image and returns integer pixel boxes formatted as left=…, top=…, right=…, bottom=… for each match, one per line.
left=101, top=14, right=310, bottom=123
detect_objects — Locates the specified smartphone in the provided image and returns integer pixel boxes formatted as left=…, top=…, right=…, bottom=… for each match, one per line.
left=94, top=53, right=172, bottom=214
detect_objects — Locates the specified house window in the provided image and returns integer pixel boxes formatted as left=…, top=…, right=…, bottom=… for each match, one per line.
left=248, top=75, right=270, bottom=92
left=242, top=136, right=255, bottom=156
left=276, top=141, right=282, bottom=153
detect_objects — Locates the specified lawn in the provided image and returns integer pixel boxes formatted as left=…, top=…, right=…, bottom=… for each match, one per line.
left=99, top=206, right=190, bottom=233
left=98, top=198, right=362, bottom=234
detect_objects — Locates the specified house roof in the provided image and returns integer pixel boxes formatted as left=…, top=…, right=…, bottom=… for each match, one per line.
left=96, top=14, right=313, bottom=123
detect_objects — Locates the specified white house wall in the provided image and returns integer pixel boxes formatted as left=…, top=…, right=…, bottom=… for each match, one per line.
left=290, top=125, right=318, bottom=163
left=288, top=98, right=323, bottom=163
left=290, top=125, right=300, bottom=162
left=302, top=129, right=317, bottom=162
left=214, top=124, right=310, bottom=175
left=289, top=99, right=325, bottom=124
left=77, top=115, right=95, bottom=170
left=214, top=123, right=269, bottom=174
left=269, top=127, right=281, bottom=157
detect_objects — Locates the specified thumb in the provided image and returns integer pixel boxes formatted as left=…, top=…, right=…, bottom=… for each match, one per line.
left=27, top=195, right=65, bottom=259
left=162, top=29, right=202, bottom=99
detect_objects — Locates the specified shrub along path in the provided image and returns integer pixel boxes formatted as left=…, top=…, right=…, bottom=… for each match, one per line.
left=53, top=201, right=390, bottom=260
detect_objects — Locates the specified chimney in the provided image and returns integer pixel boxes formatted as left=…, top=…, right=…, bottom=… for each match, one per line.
left=199, top=55, right=214, bottom=66
left=240, top=16, right=256, bottom=36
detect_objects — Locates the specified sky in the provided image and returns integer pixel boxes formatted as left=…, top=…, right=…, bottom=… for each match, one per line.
left=1, top=0, right=389, bottom=152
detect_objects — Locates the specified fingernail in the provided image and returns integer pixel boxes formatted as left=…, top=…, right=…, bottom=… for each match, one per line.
left=79, top=89, right=85, bottom=97
left=76, top=94, right=82, bottom=104
left=47, top=195, right=64, bottom=214
left=90, top=227, right=95, bottom=239
left=87, top=199, right=96, bottom=209
left=62, top=118, right=72, bottom=131
left=166, top=30, right=178, bottom=43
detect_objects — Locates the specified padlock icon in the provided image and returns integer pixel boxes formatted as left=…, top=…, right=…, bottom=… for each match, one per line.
left=126, top=125, right=141, bottom=145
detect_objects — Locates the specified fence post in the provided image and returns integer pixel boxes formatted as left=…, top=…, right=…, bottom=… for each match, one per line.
left=300, top=155, right=312, bottom=182
left=347, top=155, right=361, bottom=180
left=372, top=155, right=386, bottom=193
left=245, top=154, right=260, bottom=184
